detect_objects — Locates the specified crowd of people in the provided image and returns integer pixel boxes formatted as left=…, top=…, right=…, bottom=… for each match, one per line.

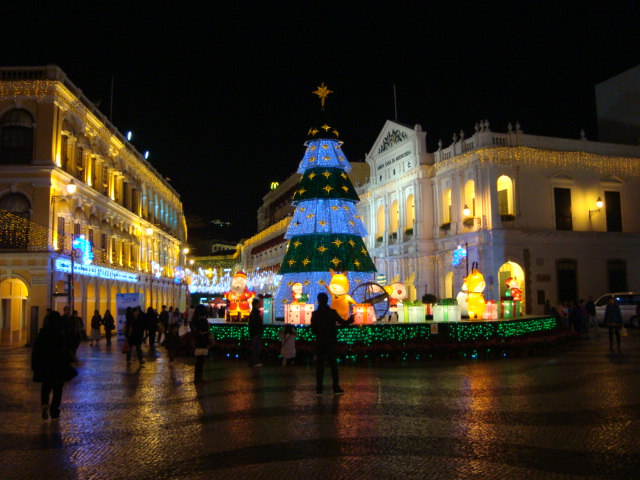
left=546, top=296, right=630, bottom=352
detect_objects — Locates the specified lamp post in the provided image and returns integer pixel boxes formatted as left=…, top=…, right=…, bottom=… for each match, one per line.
left=51, top=180, right=77, bottom=311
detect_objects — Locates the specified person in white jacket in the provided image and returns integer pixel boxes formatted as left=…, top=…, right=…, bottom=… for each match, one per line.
left=279, top=324, right=297, bottom=366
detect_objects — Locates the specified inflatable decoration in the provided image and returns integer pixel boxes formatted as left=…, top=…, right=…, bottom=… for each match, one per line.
left=325, top=269, right=356, bottom=320
left=224, top=271, right=255, bottom=321
left=456, top=280, right=469, bottom=317
left=291, top=282, right=308, bottom=303
left=465, top=262, right=486, bottom=320
left=505, top=277, right=523, bottom=302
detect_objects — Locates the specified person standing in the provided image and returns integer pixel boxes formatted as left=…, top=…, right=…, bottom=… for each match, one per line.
left=145, top=306, right=159, bottom=350
left=171, top=308, right=182, bottom=332
left=124, top=306, right=146, bottom=366
left=192, top=304, right=211, bottom=383
left=310, top=292, right=353, bottom=395
left=32, top=311, right=78, bottom=420
left=158, top=305, right=169, bottom=345
left=69, top=310, right=83, bottom=359
left=280, top=324, right=297, bottom=366
left=89, top=310, right=103, bottom=346
left=585, top=296, right=599, bottom=334
left=247, top=298, right=264, bottom=367
left=103, top=310, right=115, bottom=346
left=604, top=297, right=623, bottom=353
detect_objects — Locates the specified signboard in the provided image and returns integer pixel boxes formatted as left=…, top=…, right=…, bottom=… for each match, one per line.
left=55, top=258, right=138, bottom=283
left=115, top=293, right=144, bottom=337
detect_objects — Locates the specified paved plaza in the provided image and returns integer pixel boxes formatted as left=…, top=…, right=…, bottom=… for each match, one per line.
left=1, top=330, right=639, bottom=480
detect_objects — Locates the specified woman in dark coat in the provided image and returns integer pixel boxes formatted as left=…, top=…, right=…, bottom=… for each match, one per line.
left=192, top=304, right=211, bottom=384
left=145, top=306, right=159, bottom=350
left=124, top=306, right=146, bottom=365
left=32, top=311, right=77, bottom=420
left=103, top=309, right=115, bottom=346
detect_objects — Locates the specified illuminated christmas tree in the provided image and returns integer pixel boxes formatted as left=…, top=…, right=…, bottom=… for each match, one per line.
left=275, top=83, right=376, bottom=317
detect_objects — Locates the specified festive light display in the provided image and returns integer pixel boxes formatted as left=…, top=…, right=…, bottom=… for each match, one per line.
left=209, top=317, right=559, bottom=345
left=0, top=211, right=52, bottom=250
left=275, top=85, right=376, bottom=316
left=55, top=258, right=138, bottom=282
left=435, top=146, right=640, bottom=176
left=0, top=77, right=180, bottom=205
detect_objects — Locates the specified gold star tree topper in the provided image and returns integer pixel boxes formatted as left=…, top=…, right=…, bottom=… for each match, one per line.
left=313, top=82, right=333, bottom=108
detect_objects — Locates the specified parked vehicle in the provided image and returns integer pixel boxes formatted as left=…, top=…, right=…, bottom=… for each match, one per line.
left=595, top=292, right=640, bottom=327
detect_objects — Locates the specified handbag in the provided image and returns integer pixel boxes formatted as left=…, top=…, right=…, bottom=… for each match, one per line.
left=194, top=348, right=209, bottom=356
left=621, top=326, right=628, bottom=337
left=121, top=339, right=131, bottom=354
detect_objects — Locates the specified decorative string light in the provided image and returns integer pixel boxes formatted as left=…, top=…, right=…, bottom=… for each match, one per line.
left=435, top=146, right=640, bottom=176
left=209, top=316, right=559, bottom=346
left=0, top=78, right=180, bottom=205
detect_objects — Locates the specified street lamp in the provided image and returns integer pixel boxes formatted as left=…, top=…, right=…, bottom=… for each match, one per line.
left=51, top=180, right=77, bottom=310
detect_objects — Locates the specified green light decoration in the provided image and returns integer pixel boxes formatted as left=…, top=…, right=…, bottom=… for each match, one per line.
left=279, top=234, right=375, bottom=274
left=210, top=317, right=560, bottom=346
left=292, top=167, right=360, bottom=203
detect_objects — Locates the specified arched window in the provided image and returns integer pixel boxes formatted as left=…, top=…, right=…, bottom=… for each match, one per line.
left=389, top=200, right=399, bottom=234
left=0, top=193, right=31, bottom=248
left=0, top=109, right=34, bottom=164
left=443, top=188, right=452, bottom=223
left=376, top=204, right=385, bottom=239
left=497, top=175, right=514, bottom=215
left=464, top=180, right=476, bottom=217
left=405, top=194, right=415, bottom=230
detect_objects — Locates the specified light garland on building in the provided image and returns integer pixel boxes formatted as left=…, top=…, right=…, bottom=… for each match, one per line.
left=0, top=78, right=181, bottom=206
left=435, top=146, right=640, bottom=176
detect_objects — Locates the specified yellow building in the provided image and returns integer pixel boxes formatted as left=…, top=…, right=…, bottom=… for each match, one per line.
left=0, top=66, right=188, bottom=345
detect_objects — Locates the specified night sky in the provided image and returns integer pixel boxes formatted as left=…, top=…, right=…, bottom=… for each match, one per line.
left=3, top=1, right=639, bottom=241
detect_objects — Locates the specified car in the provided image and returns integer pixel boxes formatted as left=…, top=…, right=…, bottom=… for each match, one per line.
left=595, top=292, right=640, bottom=327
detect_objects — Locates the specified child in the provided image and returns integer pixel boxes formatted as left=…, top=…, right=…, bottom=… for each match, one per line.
left=279, top=324, right=297, bottom=366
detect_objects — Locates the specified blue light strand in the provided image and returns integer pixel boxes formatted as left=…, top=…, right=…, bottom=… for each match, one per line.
left=287, top=199, right=367, bottom=237
left=297, top=138, right=352, bottom=173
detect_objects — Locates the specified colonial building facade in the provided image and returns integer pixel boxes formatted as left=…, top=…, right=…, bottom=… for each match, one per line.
left=357, top=119, right=640, bottom=314
left=0, top=66, right=188, bottom=345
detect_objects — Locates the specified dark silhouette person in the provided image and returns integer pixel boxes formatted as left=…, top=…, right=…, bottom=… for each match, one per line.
left=247, top=298, right=264, bottom=367
left=158, top=305, right=169, bottom=345
left=31, top=311, right=77, bottom=420
left=192, top=304, right=211, bottom=383
left=124, top=306, right=145, bottom=366
left=145, top=306, right=159, bottom=350
left=103, top=310, right=115, bottom=346
left=604, top=297, right=623, bottom=353
left=89, top=310, right=103, bottom=346
left=310, top=292, right=353, bottom=396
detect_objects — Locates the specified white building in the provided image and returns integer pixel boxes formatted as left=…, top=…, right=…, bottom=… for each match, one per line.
left=358, top=119, right=640, bottom=314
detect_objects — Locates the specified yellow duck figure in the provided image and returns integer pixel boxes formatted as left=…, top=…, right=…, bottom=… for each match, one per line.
left=325, top=269, right=356, bottom=320
left=465, top=262, right=486, bottom=320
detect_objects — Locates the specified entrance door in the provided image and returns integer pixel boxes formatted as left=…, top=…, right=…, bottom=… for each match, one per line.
left=557, top=259, right=577, bottom=303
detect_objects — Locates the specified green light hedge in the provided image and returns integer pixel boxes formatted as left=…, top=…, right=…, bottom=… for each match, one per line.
left=209, top=317, right=576, bottom=362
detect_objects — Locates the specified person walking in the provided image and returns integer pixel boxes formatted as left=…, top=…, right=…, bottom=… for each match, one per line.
left=89, top=310, right=103, bottom=346
left=585, top=296, right=599, bottom=334
left=124, top=306, right=146, bottom=366
left=310, top=292, right=353, bottom=396
left=103, top=309, right=115, bottom=346
left=604, top=297, right=623, bottom=353
left=280, top=324, right=297, bottom=366
left=171, top=308, right=182, bottom=333
left=192, top=304, right=211, bottom=383
left=248, top=298, right=264, bottom=367
left=145, top=306, right=159, bottom=350
left=31, top=311, right=78, bottom=421
left=158, top=305, right=169, bottom=345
